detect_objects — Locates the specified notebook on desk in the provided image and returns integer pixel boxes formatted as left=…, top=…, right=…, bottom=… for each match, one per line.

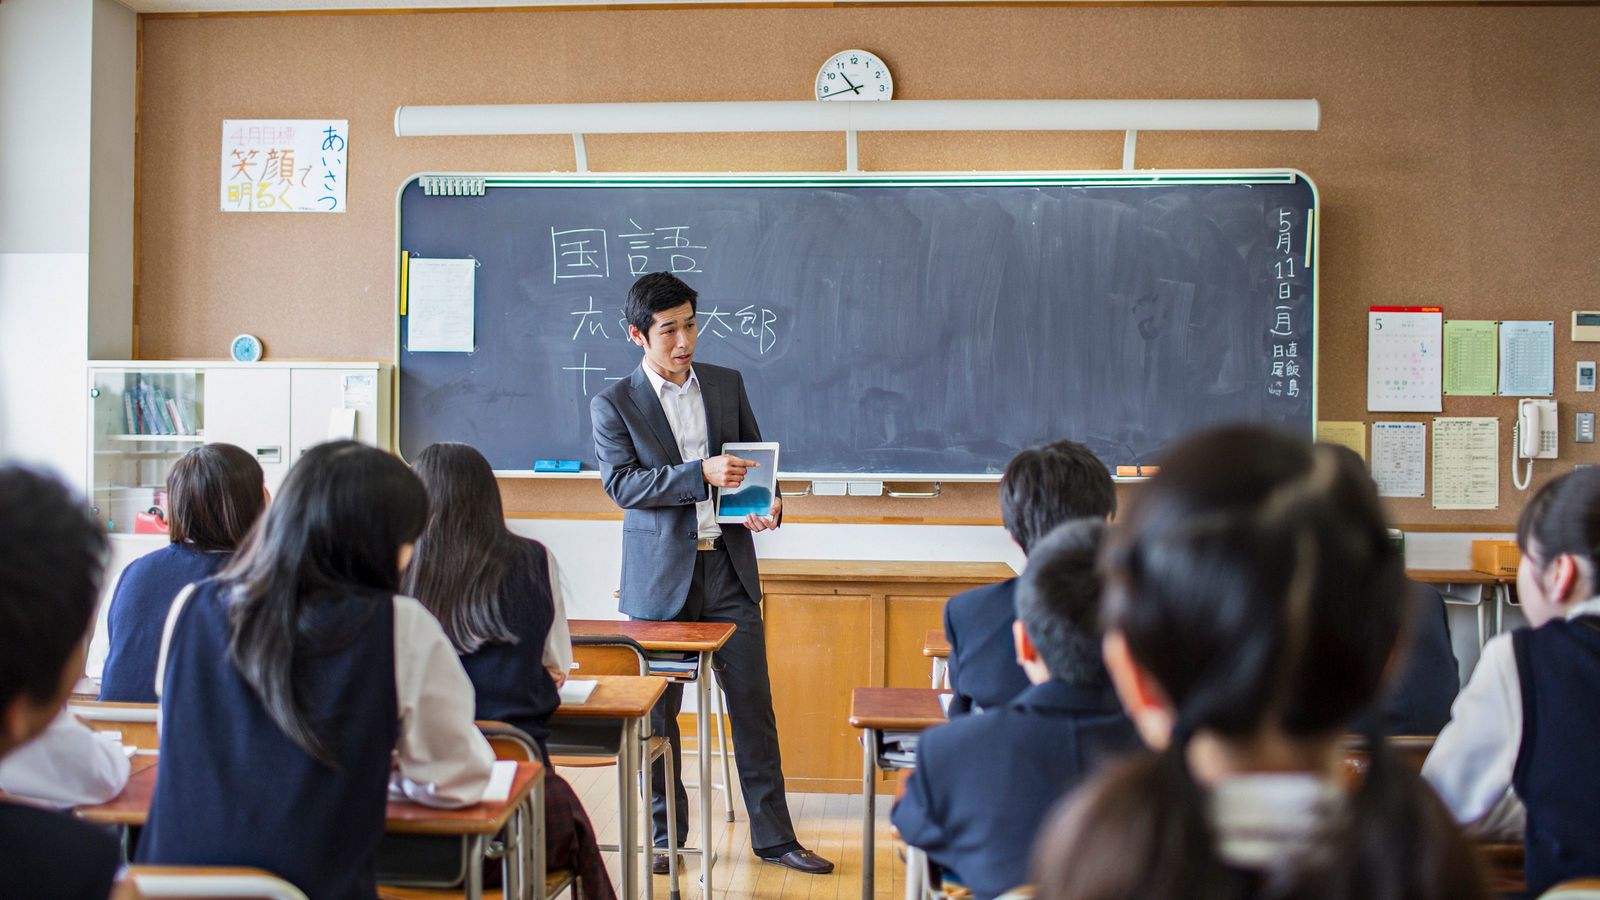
left=558, top=679, right=597, bottom=706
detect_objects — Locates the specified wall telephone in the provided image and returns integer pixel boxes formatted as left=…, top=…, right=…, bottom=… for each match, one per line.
left=1513, top=398, right=1559, bottom=490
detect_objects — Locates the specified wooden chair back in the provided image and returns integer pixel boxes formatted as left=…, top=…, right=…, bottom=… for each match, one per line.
left=70, top=701, right=159, bottom=753
left=570, top=635, right=647, bottom=677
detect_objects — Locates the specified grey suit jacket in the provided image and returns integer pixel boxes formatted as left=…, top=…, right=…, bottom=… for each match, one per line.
left=590, top=362, right=765, bottom=620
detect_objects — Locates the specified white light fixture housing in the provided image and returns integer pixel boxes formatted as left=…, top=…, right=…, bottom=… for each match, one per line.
left=393, top=99, right=1320, bottom=172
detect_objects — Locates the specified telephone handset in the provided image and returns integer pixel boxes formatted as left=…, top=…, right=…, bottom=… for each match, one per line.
left=1513, top=398, right=1558, bottom=491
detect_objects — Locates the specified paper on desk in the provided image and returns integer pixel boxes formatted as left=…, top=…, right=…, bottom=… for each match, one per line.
left=406, top=257, right=476, bottom=353
left=1371, top=422, right=1426, bottom=499
left=1432, top=417, right=1500, bottom=510
left=1499, top=320, right=1554, bottom=396
left=1443, top=320, right=1498, bottom=396
left=481, top=759, right=517, bottom=803
left=938, top=694, right=953, bottom=717
left=559, top=679, right=598, bottom=706
left=1317, top=421, right=1366, bottom=461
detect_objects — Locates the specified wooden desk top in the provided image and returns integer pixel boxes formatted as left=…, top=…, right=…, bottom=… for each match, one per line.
left=552, top=674, right=668, bottom=719
left=760, top=559, right=1016, bottom=585
left=849, top=687, right=950, bottom=730
left=112, top=867, right=298, bottom=900
left=1407, top=568, right=1514, bottom=585
left=78, top=761, right=542, bottom=836
left=568, top=619, right=734, bottom=652
left=923, top=629, right=950, bottom=658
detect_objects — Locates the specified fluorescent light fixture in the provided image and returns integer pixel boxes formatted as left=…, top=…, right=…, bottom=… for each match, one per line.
left=394, top=99, right=1320, bottom=137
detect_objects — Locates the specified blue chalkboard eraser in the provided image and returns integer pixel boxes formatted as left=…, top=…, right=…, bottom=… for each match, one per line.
left=534, top=459, right=582, bottom=473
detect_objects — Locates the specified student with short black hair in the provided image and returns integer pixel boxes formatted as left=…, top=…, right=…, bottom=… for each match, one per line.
left=100, top=442, right=265, bottom=702
left=0, top=466, right=122, bottom=900
left=138, top=441, right=493, bottom=900
left=1425, top=467, right=1600, bottom=895
left=944, top=439, right=1114, bottom=715
left=406, top=442, right=615, bottom=900
left=893, top=519, right=1137, bottom=900
left=1032, top=430, right=1487, bottom=900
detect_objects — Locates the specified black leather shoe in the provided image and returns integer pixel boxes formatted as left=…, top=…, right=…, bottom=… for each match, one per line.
left=651, top=853, right=673, bottom=876
left=759, top=848, right=835, bottom=874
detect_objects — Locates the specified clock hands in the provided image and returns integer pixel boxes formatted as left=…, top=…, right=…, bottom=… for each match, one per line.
left=838, top=73, right=864, bottom=95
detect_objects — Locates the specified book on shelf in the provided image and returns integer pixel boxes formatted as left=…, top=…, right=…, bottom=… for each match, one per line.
left=123, top=393, right=138, bottom=435
left=165, top=397, right=192, bottom=436
left=135, top=384, right=161, bottom=435
left=153, top=387, right=177, bottom=435
left=644, top=650, right=699, bottom=677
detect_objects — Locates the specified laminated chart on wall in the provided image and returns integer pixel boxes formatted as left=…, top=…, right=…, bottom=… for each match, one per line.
left=1371, top=421, right=1426, bottom=498
left=1432, top=417, right=1500, bottom=510
left=1499, top=320, right=1555, bottom=396
left=1443, top=320, right=1499, bottom=396
left=1368, top=307, right=1443, bottom=412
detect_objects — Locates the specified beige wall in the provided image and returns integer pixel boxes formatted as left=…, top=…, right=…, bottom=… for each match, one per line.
left=136, top=7, right=1600, bottom=525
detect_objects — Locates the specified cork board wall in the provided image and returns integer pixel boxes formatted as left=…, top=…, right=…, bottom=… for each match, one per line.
left=137, top=6, right=1600, bottom=527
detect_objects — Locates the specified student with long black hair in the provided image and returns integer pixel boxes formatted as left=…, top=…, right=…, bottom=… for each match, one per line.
left=1426, top=467, right=1600, bottom=894
left=100, top=442, right=265, bottom=702
left=139, top=441, right=494, bottom=900
left=1031, top=428, right=1488, bottom=900
left=405, top=441, right=615, bottom=900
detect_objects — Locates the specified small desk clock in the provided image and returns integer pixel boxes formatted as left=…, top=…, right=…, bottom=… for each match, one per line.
left=230, top=333, right=264, bottom=362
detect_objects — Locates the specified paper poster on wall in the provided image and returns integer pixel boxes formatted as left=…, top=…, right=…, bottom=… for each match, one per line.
left=406, top=257, right=476, bottom=353
left=220, top=119, right=348, bottom=213
left=1443, top=320, right=1498, bottom=396
left=1317, top=421, right=1367, bottom=461
left=1499, top=320, right=1555, bottom=396
left=1371, top=421, right=1426, bottom=498
left=1432, top=417, right=1500, bottom=510
left=1368, top=307, right=1443, bottom=412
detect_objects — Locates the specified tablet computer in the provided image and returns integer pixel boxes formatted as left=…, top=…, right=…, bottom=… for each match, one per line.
left=715, top=442, right=780, bottom=524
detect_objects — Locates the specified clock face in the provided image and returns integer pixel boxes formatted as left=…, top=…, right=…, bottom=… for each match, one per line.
left=231, top=334, right=263, bottom=362
left=815, top=50, right=893, bottom=101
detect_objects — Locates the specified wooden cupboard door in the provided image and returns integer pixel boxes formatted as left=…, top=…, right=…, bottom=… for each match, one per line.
left=886, top=594, right=947, bottom=690
left=764, top=589, right=873, bottom=792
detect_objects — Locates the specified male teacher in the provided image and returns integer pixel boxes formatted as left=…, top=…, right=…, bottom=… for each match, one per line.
left=590, top=272, right=834, bottom=875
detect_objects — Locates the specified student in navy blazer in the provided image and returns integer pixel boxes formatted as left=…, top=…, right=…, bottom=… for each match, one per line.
left=590, top=273, right=831, bottom=875
left=945, top=439, right=1116, bottom=715
left=895, top=520, right=1138, bottom=900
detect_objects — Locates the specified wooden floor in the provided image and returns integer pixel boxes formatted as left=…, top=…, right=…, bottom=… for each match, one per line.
left=559, top=748, right=906, bottom=900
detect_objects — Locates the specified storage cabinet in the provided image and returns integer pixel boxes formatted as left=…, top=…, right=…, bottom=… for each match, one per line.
left=86, top=361, right=392, bottom=534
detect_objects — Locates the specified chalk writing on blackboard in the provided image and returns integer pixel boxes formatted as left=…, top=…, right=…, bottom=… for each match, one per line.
left=570, top=296, right=612, bottom=341
left=618, top=218, right=707, bottom=276
left=552, top=228, right=610, bottom=282
left=562, top=352, right=608, bottom=396
left=1266, top=207, right=1307, bottom=400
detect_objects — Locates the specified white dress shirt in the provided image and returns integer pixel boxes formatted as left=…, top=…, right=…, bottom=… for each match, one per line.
left=641, top=363, right=719, bottom=541
left=1211, top=773, right=1344, bottom=871
left=0, top=708, right=130, bottom=808
left=156, top=585, right=494, bottom=809
left=1421, top=596, right=1600, bottom=840
left=542, top=548, right=574, bottom=676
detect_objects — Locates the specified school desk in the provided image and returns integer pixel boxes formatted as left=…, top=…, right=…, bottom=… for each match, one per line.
left=77, top=761, right=543, bottom=900
left=568, top=619, right=732, bottom=898
left=849, top=686, right=949, bottom=898
left=550, top=672, right=669, bottom=900
left=1407, top=568, right=1517, bottom=647
left=923, top=630, right=951, bottom=688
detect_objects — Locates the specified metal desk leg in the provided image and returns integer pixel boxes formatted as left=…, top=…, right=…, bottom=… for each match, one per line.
left=929, top=658, right=946, bottom=690
left=643, top=728, right=655, bottom=900
left=862, top=727, right=877, bottom=900
left=1476, top=586, right=1489, bottom=648
left=698, top=650, right=715, bottom=897
left=466, top=834, right=486, bottom=900
left=904, top=845, right=925, bottom=900
left=620, top=718, right=640, bottom=900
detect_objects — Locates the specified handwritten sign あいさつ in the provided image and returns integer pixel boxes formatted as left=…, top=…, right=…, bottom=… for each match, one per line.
left=220, top=119, right=348, bottom=213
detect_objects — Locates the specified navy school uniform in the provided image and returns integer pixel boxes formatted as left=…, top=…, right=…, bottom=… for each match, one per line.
left=891, top=679, right=1140, bottom=900
left=1354, top=580, right=1460, bottom=737
left=139, top=579, right=398, bottom=900
left=1511, top=614, right=1600, bottom=896
left=99, top=543, right=230, bottom=702
left=943, top=578, right=1030, bottom=716
left=458, top=538, right=559, bottom=754
left=0, top=800, right=120, bottom=900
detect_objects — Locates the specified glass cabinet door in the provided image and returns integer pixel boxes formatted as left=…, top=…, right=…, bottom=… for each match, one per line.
left=89, top=369, right=205, bottom=535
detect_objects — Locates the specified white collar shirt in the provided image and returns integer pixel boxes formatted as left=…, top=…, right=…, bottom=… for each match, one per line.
left=642, top=364, right=719, bottom=540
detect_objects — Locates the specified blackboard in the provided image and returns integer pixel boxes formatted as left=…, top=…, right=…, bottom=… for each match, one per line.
left=396, top=172, right=1318, bottom=478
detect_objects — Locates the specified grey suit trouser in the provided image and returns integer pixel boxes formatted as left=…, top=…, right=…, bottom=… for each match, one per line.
left=645, top=546, right=798, bottom=854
